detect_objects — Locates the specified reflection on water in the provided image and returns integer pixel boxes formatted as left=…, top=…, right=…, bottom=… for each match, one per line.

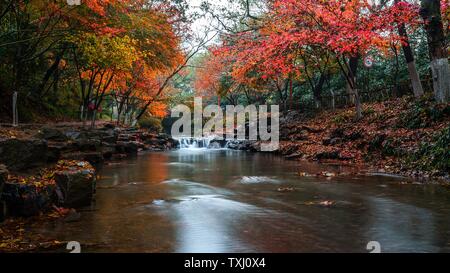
left=157, top=194, right=258, bottom=253
left=32, top=150, right=450, bottom=253
left=365, top=197, right=438, bottom=252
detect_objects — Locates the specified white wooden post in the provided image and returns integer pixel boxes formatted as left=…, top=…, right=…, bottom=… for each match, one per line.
left=12, top=91, right=18, bottom=127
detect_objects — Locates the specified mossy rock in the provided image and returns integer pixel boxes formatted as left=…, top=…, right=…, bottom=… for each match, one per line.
left=0, top=138, right=48, bottom=171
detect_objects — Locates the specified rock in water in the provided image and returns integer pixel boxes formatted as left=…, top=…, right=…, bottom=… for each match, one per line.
left=0, top=138, right=48, bottom=171
left=54, top=164, right=96, bottom=208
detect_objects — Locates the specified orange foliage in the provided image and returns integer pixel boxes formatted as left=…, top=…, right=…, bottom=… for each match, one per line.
left=194, top=51, right=230, bottom=99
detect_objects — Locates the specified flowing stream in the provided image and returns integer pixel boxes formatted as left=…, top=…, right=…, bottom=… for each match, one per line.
left=33, top=146, right=450, bottom=253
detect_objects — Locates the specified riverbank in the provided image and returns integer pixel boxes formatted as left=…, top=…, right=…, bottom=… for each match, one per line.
left=0, top=124, right=178, bottom=170
left=0, top=124, right=178, bottom=252
left=229, top=96, right=450, bottom=182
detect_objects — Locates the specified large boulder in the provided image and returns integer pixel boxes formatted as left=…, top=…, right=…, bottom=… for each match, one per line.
left=54, top=162, right=96, bottom=208
left=116, top=141, right=140, bottom=155
left=145, top=133, right=178, bottom=150
left=0, top=164, right=7, bottom=192
left=75, top=138, right=101, bottom=152
left=46, top=141, right=78, bottom=163
left=208, top=141, right=222, bottom=149
left=0, top=165, right=8, bottom=221
left=100, top=129, right=117, bottom=144
left=65, top=131, right=81, bottom=140
left=101, top=145, right=116, bottom=160
left=0, top=138, right=48, bottom=171
left=227, top=140, right=259, bottom=151
left=0, top=165, right=56, bottom=221
left=61, top=152, right=104, bottom=166
left=1, top=182, right=56, bottom=217
left=315, top=151, right=341, bottom=160
left=208, top=137, right=228, bottom=149
left=103, top=123, right=116, bottom=130
left=36, top=127, right=68, bottom=142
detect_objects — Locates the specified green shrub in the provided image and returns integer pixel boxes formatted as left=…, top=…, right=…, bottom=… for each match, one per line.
left=363, top=107, right=375, bottom=116
left=407, top=126, right=450, bottom=174
left=138, top=116, right=163, bottom=133
left=332, top=111, right=353, bottom=125
left=398, top=97, right=450, bottom=129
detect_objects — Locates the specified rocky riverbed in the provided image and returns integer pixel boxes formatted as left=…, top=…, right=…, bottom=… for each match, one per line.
left=0, top=124, right=178, bottom=170
left=0, top=124, right=178, bottom=221
left=0, top=124, right=179, bottom=252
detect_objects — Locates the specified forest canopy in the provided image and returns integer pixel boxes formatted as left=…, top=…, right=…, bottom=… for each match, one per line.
left=0, top=0, right=449, bottom=124
left=0, top=0, right=188, bottom=124
left=194, top=0, right=450, bottom=119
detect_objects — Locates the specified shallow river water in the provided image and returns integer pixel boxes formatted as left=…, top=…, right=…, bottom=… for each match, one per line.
left=35, top=149, right=450, bottom=253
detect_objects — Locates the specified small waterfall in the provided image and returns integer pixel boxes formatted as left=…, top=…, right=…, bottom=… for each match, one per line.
left=176, top=136, right=230, bottom=150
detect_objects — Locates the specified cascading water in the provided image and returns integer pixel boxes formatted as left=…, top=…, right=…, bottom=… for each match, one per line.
left=175, top=136, right=231, bottom=150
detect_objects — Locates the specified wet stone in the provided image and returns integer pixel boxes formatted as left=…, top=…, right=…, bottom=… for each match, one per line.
left=36, top=127, right=68, bottom=142
left=0, top=138, right=48, bottom=171
left=0, top=165, right=8, bottom=221
left=54, top=166, right=96, bottom=208
left=1, top=182, right=56, bottom=217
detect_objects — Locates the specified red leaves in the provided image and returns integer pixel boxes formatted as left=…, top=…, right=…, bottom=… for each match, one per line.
left=194, top=52, right=229, bottom=98
left=208, top=0, right=420, bottom=92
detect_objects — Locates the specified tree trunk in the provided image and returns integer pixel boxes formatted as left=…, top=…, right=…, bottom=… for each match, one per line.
left=430, top=59, right=450, bottom=102
left=91, top=110, right=97, bottom=128
left=330, top=90, right=336, bottom=111
left=313, top=72, right=326, bottom=109
left=420, top=0, right=450, bottom=102
left=348, top=56, right=362, bottom=120
left=289, top=79, right=293, bottom=110
left=395, top=0, right=424, bottom=98
left=354, top=90, right=362, bottom=120
left=346, top=57, right=359, bottom=104
left=407, top=61, right=425, bottom=98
